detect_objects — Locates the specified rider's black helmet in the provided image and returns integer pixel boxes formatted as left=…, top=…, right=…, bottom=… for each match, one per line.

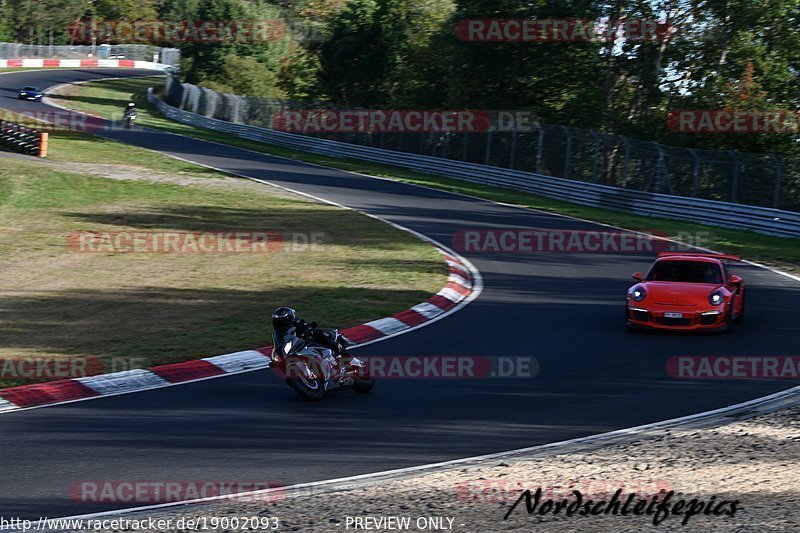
left=272, top=307, right=296, bottom=332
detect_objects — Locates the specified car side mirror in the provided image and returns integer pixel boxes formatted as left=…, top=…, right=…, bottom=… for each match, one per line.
left=632, top=272, right=644, bottom=281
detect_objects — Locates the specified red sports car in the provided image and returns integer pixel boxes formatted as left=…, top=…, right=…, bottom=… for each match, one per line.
left=626, top=252, right=745, bottom=332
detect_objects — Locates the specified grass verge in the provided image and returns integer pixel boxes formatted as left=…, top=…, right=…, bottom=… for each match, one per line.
left=47, top=76, right=800, bottom=272
left=0, top=145, right=446, bottom=389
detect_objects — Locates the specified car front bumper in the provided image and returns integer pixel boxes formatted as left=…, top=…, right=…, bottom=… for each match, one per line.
left=626, top=303, right=728, bottom=331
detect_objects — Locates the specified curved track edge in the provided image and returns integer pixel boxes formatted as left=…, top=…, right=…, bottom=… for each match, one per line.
left=0, top=226, right=481, bottom=415
left=43, top=380, right=800, bottom=528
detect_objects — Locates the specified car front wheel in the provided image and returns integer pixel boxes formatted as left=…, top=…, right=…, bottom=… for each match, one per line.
left=733, top=291, right=745, bottom=323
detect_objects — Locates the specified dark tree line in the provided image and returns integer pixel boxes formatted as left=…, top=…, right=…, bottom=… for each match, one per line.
left=3, top=0, right=800, bottom=155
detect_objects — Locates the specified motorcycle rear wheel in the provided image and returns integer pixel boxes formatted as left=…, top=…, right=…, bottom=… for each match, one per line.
left=352, top=364, right=374, bottom=393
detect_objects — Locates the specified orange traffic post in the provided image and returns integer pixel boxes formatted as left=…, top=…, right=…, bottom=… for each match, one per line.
left=39, top=132, right=48, bottom=158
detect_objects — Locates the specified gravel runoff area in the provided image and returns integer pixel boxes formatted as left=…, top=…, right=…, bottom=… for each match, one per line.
left=69, top=405, right=799, bottom=533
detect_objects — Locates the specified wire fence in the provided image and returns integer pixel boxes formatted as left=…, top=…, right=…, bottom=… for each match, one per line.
left=0, top=43, right=180, bottom=64
left=162, top=75, right=799, bottom=212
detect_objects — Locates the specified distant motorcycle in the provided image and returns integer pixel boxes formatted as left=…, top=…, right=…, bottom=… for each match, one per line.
left=123, top=110, right=137, bottom=129
left=271, top=327, right=374, bottom=401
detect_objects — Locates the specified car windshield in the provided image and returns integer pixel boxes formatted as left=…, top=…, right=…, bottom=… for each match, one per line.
left=22, top=87, right=39, bottom=91
left=647, top=260, right=723, bottom=284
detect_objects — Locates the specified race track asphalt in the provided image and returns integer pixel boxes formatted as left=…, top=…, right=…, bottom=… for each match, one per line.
left=0, top=69, right=798, bottom=519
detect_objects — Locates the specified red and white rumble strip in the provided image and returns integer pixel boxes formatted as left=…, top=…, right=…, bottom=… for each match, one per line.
left=0, top=58, right=169, bottom=70
left=0, top=250, right=476, bottom=413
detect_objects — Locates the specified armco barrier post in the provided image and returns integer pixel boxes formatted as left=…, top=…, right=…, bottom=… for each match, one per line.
left=772, top=153, right=783, bottom=209
left=620, top=137, right=631, bottom=187
left=729, top=150, right=740, bottom=203
left=590, top=131, right=601, bottom=182
left=689, top=148, right=700, bottom=197
left=561, top=125, right=572, bottom=179
left=535, top=123, right=544, bottom=174
left=39, top=132, right=48, bottom=158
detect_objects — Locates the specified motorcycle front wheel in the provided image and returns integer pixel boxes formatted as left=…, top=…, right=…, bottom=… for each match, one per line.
left=285, top=357, right=325, bottom=401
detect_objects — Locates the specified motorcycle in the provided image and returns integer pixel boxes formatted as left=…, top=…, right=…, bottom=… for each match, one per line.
left=124, top=111, right=137, bottom=129
left=270, top=326, right=374, bottom=401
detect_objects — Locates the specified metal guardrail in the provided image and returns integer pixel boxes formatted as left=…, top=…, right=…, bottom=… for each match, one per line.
left=161, top=74, right=800, bottom=212
left=0, top=120, right=47, bottom=157
left=0, top=43, right=180, bottom=64
left=147, top=89, right=800, bottom=238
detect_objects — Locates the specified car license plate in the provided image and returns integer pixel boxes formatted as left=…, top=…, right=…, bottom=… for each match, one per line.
left=665, top=312, right=684, bottom=319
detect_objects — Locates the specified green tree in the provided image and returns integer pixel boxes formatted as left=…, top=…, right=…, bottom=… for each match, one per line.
left=0, top=0, right=13, bottom=41
left=178, top=0, right=323, bottom=98
left=438, top=0, right=605, bottom=125
left=201, top=55, right=286, bottom=96
left=93, top=0, right=159, bottom=20
left=659, top=0, right=800, bottom=154
left=318, top=0, right=385, bottom=104
left=4, top=0, right=87, bottom=44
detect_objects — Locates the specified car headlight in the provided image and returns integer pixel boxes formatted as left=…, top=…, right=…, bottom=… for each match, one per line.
left=709, top=291, right=724, bottom=306
left=629, top=286, right=647, bottom=302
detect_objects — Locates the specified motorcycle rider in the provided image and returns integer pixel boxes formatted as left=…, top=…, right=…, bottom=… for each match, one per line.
left=123, top=102, right=137, bottom=123
left=272, top=307, right=351, bottom=360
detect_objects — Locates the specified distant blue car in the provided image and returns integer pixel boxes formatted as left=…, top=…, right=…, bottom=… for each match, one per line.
left=18, top=86, right=43, bottom=100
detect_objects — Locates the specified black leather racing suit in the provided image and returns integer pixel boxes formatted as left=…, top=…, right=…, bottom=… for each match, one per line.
left=293, top=318, right=349, bottom=357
